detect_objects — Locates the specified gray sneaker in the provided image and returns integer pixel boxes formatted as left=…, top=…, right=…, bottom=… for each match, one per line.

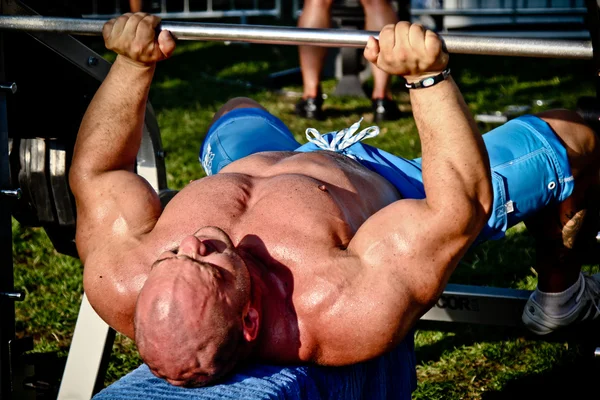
left=522, top=273, right=600, bottom=335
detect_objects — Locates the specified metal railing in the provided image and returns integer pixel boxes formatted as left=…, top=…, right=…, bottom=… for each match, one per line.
left=292, top=0, right=586, bottom=24
left=292, top=0, right=588, bottom=32
left=82, top=0, right=281, bottom=21
left=428, top=0, right=588, bottom=35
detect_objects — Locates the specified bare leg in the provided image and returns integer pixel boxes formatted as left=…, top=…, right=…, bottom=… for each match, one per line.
left=524, top=110, right=600, bottom=293
left=297, top=0, right=333, bottom=99
left=208, top=97, right=267, bottom=130
left=129, top=0, right=142, bottom=12
left=360, top=0, right=399, bottom=100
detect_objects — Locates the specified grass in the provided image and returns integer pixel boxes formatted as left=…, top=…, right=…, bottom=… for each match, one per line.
left=11, top=37, right=600, bottom=399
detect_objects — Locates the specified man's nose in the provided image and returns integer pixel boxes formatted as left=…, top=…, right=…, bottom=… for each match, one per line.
left=177, top=235, right=212, bottom=258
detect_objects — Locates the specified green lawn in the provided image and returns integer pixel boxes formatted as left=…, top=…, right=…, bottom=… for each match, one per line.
left=12, top=38, right=600, bottom=399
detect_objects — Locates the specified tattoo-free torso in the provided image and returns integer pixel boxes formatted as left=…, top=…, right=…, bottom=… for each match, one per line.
left=118, top=150, right=402, bottom=362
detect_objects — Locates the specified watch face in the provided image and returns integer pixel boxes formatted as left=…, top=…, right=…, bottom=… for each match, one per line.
left=422, top=77, right=435, bottom=87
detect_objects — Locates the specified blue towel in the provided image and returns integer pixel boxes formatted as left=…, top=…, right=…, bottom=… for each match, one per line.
left=93, top=334, right=416, bottom=399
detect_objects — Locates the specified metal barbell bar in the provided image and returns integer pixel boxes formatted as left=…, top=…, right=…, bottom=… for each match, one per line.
left=0, top=15, right=594, bottom=60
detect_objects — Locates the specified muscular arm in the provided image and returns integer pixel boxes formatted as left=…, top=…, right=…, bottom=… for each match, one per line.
left=310, top=24, right=493, bottom=365
left=70, top=57, right=161, bottom=260
left=69, top=14, right=175, bottom=336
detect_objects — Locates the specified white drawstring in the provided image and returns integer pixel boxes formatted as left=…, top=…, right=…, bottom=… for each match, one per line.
left=305, top=118, right=380, bottom=154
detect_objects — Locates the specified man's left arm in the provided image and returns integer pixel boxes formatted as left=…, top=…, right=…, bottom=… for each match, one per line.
left=305, top=23, right=492, bottom=366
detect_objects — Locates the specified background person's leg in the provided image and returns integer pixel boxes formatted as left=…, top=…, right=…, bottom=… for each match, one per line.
left=522, top=110, right=600, bottom=334
left=129, top=0, right=142, bottom=12
left=361, top=0, right=402, bottom=122
left=207, top=97, right=268, bottom=130
left=295, top=0, right=334, bottom=120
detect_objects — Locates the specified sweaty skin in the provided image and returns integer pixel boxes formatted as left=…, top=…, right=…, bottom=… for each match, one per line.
left=71, top=14, right=493, bottom=383
left=87, top=150, right=403, bottom=363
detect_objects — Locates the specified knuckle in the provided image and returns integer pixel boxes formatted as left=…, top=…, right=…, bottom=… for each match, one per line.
left=130, top=42, right=144, bottom=55
left=102, top=25, right=112, bottom=39
left=379, top=29, right=392, bottom=43
left=380, top=24, right=395, bottom=38
left=130, top=13, right=144, bottom=23
left=138, top=17, right=153, bottom=30
left=149, top=14, right=162, bottom=25
left=395, top=21, right=410, bottom=31
left=411, top=23, right=424, bottom=32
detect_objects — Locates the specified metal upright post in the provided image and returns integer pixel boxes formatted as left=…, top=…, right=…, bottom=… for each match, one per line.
left=584, top=0, right=600, bottom=360
left=586, top=0, right=600, bottom=98
left=0, top=27, right=15, bottom=400
left=577, top=0, right=600, bottom=129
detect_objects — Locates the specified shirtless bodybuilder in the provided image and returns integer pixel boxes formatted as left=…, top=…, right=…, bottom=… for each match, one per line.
left=70, top=12, right=600, bottom=388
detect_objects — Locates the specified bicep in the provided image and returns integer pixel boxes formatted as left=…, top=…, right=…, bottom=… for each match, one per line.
left=313, top=200, right=472, bottom=365
left=353, top=198, right=476, bottom=270
left=309, top=269, right=415, bottom=366
left=71, top=170, right=162, bottom=261
left=348, top=198, right=477, bottom=315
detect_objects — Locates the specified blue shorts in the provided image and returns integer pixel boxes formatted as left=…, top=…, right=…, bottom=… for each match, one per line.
left=200, top=108, right=574, bottom=243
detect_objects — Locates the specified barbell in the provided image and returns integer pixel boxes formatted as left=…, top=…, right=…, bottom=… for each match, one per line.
left=0, top=15, right=594, bottom=60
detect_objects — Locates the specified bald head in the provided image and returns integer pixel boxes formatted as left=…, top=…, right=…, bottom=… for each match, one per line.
left=134, top=258, right=246, bottom=386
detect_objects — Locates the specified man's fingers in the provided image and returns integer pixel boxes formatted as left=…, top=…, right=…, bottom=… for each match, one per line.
left=134, top=14, right=159, bottom=50
left=109, top=13, right=133, bottom=42
left=425, top=30, right=445, bottom=59
left=102, top=19, right=115, bottom=44
left=393, top=21, right=411, bottom=51
left=158, top=30, right=176, bottom=59
left=407, top=24, right=427, bottom=69
left=366, top=21, right=449, bottom=78
left=363, top=36, right=380, bottom=64
left=423, top=30, right=449, bottom=70
left=378, top=24, right=396, bottom=67
left=121, top=12, right=147, bottom=44
left=407, top=24, right=425, bottom=53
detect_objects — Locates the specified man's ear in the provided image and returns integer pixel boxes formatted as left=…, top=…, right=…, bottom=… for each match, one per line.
left=242, top=307, right=259, bottom=342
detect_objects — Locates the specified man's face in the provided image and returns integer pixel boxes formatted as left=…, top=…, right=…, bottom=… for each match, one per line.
left=153, top=226, right=248, bottom=284
left=135, top=226, right=252, bottom=386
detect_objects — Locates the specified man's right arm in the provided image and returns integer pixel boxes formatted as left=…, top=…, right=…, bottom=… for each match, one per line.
left=308, top=23, right=493, bottom=366
left=70, top=13, right=176, bottom=337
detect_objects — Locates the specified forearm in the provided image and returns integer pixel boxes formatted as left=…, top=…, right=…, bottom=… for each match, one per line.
left=72, top=56, right=155, bottom=179
left=411, top=77, right=493, bottom=229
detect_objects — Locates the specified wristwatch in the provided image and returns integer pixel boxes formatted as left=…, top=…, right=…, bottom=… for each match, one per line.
left=405, top=68, right=451, bottom=89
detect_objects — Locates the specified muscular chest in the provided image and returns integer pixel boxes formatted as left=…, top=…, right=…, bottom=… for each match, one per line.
left=153, top=151, right=400, bottom=264
left=230, top=176, right=349, bottom=266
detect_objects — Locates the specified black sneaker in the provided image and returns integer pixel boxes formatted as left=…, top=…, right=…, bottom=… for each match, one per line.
left=372, top=98, right=402, bottom=123
left=295, top=97, right=324, bottom=120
